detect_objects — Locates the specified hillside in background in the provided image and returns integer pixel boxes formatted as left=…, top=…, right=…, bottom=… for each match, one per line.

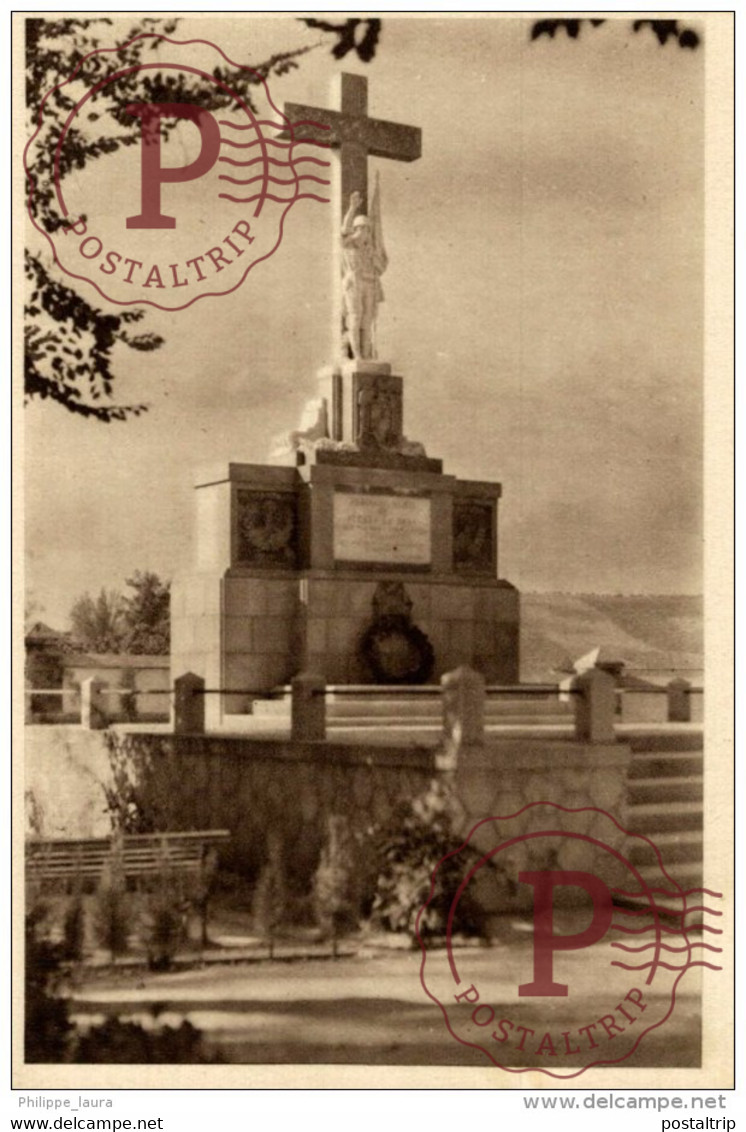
left=520, top=594, right=703, bottom=683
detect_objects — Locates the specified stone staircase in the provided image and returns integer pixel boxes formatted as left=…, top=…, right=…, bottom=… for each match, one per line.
left=622, top=730, right=704, bottom=905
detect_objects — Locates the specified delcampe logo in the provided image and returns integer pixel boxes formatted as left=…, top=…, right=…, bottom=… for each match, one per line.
left=418, top=802, right=722, bottom=1078
left=25, top=33, right=330, bottom=310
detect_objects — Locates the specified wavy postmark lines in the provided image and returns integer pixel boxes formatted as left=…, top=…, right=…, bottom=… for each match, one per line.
left=418, top=802, right=722, bottom=1078
left=25, top=34, right=330, bottom=311
left=217, top=116, right=330, bottom=207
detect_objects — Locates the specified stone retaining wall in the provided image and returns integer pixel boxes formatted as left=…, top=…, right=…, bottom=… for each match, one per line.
left=25, top=726, right=633, bottom=918
left=107, top=734, right=434, bottom=902
left=444, top=740, right=633, bottom=913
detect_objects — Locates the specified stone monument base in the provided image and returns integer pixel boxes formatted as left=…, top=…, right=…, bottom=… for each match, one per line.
left=172, top=355, right=519, bottom=728
left=171, top=451, right=519, bottom=727
left=172, top=567, right=519, bottom=721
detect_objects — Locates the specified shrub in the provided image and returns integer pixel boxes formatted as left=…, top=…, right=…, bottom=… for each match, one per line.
left=313, top=815, right=356, bottom=955
left=145, top=893, right=187, bottom=971
left=252, top=832, right=286, bottom=959
left=62, top=897, right=86, bottom=961
left=25, top=902, right=217, bottom=1065
left=25, top=909, right=74, bottom=1063
left=372, top=778, right=504, bottom=943
left=74, top=1016, right=220, bottom=1063
left=93, top=884, right=130, bottom=961
left=101, top=733, right=154, bottom=833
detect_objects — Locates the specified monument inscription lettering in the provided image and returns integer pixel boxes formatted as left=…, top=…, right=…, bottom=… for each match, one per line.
left=334, top=491, right=431, bottom=565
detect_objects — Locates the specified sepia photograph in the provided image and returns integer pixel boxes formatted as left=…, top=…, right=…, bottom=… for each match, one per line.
left=16, top=11, right=733, bottom=1089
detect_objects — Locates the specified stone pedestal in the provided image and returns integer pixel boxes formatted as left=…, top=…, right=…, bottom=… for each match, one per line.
left=319, top=361, right=400, bottom=449
left=313, top=361, right=441, bottom=472
left=171, top=360, right=519, bottom=728
left=667, top=677, right=692, bottom=722
left=291, top=672, right=326, bottom=740
left=573, top=667, right=616, bottom=743
left=80, top=677, right=106, bottom=731
left=172, top=672, right=206, bottom=735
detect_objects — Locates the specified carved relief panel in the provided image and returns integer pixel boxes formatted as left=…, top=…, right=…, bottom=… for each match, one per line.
left=353, top=373, right=403, bottom=450
left=236, top=489, right=298, bottom=569
left=453, top=498, right=495, bottom=575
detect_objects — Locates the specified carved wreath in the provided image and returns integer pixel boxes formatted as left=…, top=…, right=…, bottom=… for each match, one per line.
left=359, top=614, right=434, bottom=685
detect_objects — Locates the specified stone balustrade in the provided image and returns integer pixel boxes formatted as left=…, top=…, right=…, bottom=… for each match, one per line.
left=71, top=668, right=700, bottom=734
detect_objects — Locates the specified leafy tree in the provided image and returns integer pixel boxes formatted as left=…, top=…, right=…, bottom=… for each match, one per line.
left=68, top=571, right=170, bottom=654
left=24, top=16, right=354, bottom=422
left=530, top=17, right=701, bottom=49
left=298, top=17, right=381, bottom=61
left=69, top=587, right=126, bottom=652
left=25, top=18, right=170, bottom=420
left=121, top=570, right=170, bottom=654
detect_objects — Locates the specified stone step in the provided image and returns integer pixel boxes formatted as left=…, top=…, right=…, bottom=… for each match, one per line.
left=628, top=829, right=703, bottom=867
left=624, top=801, right=703, bottom=834
left=629, top=860, right=706, bottom=896
left=319, top=722, right=578, bottom=746
left=633, top=860, right=705, bottom=902
left=626, top=730, right=704, bottom=753
left=252, top=694, right=571, bottom=720
left=614, top=868, right=706, bottom=914
left=639, top=858, right=704, bottom=884
left=628, top=752, right=703, bottom=779
left=326, top=698, right=571, bottom=719
left=321, top=725, right=442, bottom=747
left=627, top=776, right=703, bottom=806
left=326, top=713, right=573, bottom=729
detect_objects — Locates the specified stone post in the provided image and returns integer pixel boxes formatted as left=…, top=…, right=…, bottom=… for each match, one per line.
left=441, top=665, right=485, bottom=755
left=172, top=672, right=205, bottom=735
left=667, top=677, right=692, bottom=723
left=573, top=667, right=616, bottom=744
left=291, top=672, right=326, bottom=741
left=80, top=677, right=107, bottom=730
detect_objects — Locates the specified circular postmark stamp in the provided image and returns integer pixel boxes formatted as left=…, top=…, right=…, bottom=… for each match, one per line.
left=418, top=802, right=722, bottom=1078
left=25, top=32, right=330, bottom=310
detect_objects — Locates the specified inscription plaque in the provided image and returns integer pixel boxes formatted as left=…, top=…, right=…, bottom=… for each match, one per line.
left=334, top=492, right=431, bottom=565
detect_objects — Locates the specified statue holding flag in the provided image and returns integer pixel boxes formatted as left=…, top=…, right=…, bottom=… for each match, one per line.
left=340, top=172, right=388, bottom=360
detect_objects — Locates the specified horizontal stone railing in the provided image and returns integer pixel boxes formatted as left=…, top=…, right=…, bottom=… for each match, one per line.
left=26, top=670, right=703, bottom=735
left=168, top=667, right=701, bottom=741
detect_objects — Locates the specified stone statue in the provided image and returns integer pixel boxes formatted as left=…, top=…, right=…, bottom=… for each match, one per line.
left=341, top=173, right=388, bottom=360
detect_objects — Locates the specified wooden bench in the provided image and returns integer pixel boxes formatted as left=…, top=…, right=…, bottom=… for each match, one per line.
left=26, top=829, right=230, bottom=945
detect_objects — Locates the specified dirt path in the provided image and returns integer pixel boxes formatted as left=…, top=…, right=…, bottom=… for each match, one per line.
left=70, top=937, right=702, bottom=1069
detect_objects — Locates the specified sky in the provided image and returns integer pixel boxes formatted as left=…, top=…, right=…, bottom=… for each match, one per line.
left=23, top=14, right=707, bottom=628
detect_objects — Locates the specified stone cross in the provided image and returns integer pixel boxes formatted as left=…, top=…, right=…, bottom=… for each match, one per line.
left=284, top=73, right=422, bottom=220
